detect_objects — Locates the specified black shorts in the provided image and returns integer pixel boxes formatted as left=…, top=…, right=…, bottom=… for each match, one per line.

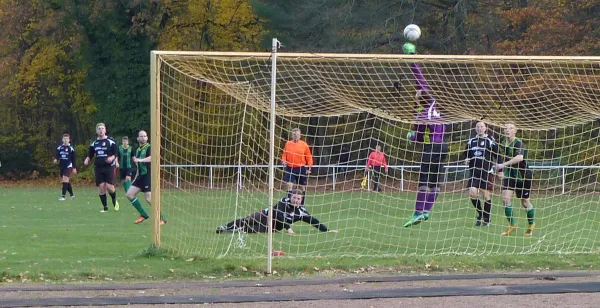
left=119, top=168, right=132, bottom=180
left=60, top=167, right=73, bottom=178
left=284, top=166, right=307, bottom=186
left=502, top=171, right=533, bottom=199
left=418, top=143, right=449, bottom=188
left=467, top=170, right=494, bottom=190
left=132, top=175, right=151, bottom=192
left=95, top=167, right=115, bottom=186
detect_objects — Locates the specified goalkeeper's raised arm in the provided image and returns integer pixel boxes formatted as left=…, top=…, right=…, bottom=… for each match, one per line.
left=281, top=128, right=313, bottom=205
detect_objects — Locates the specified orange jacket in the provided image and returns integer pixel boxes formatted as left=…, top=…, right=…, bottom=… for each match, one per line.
left=282, top=140, right=313, bottom=168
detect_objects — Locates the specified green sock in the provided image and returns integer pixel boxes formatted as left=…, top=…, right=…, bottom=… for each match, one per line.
left=526, top=206, right=535, bottom=225
left=504, top=205, right=515, bottom=225
left=123, top=180, right=132, bottom=193
left=130, top=198, right=149, bottom=218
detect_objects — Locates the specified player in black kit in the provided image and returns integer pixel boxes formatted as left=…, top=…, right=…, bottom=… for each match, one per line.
left=464, top=122, right=499, bottom=226
left=84, top=123, right=120, bottom=212
left=216, top=190, right=337, bottom=234
left=54, top=133, right=77, bottom=201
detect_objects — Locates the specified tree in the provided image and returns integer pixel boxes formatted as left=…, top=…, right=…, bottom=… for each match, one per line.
left=0, top=0, right=95, bottom=174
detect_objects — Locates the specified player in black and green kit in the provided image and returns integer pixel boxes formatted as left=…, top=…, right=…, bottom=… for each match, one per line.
left=495, top=124, right=535, bottom=236
left=117, top=136, right=133, bottom=193
left=125, top=130, right=166, bottom=225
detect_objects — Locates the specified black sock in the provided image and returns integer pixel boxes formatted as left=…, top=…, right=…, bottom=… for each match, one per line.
left=301, top=190, right=306, bottom=205
left=99, top=194, right=108, bottom=210
left=109, top=191, right=117, bottom=205
left=483, top=199, right=492, bottom=223
left=61, top=183, right=68, bottom=197
left=471, top=199, right=482, bottom=220
left=67, top=183, right=74, bottom=196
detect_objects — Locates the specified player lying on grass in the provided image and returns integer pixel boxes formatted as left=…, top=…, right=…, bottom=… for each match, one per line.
left=216, top=189, right=337, bottom=234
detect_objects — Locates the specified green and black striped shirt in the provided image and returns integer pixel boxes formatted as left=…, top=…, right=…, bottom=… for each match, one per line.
left=118, top=145, right=132, bottom=169
left=135, top=143, right=151, bottom=176
left=502, top=137, right=529, bottom=181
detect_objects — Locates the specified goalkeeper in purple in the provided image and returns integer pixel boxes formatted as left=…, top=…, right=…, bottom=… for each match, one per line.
left=402, top=43, right=449, bottom=227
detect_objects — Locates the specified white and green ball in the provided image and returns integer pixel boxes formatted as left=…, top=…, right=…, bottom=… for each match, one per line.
left=403, top=24, right=421, bottom=41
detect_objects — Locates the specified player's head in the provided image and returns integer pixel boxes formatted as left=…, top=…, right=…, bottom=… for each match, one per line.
left=95, top=123, right=106, bottom=138
left=62, top=133, right=70, bottom=145
left=289, top=189, right=303, bottom=206
left=504, top=123, right=517, bottom=139
left=122, top=136, right=129, bottom=147
left=475, top=121, right=487, bottom=136
left=137, top=130, right=148, bottom=145
left=375, top=144, right=382, bottom=152
left=291, top=128, right=301, bottom=141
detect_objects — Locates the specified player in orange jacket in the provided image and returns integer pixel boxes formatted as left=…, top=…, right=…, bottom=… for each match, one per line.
left=281, top=128, right=313, bottom=205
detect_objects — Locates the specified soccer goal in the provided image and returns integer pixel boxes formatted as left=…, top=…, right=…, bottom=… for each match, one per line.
left=150, top=40, right=600, bottom=267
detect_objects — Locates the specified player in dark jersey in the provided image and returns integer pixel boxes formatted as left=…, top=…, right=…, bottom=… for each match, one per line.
left=54, top=133, right=77, bottom=201
left=84, top=123, right=120, bottom=212
left=116, top=136, right=133, bottom=193
left=495, top=124, right=535, bottom=236
left=402, top=47, right=448, bottom=227
left=126, top=130, right=166, bottom=225
left=216, top=190, right=337, bottom=234
left=464, top=122, right=499, bottom=226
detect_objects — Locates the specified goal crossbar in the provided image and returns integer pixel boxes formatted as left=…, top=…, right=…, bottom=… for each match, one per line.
left=152, top=50, right=600, bottom=62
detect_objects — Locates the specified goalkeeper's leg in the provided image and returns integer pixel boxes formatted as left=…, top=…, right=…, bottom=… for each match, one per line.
left=404, top=162, right=432, bottom=227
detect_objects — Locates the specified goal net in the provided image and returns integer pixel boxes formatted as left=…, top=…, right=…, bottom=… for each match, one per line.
left=151, top=48, right=600, bottom=260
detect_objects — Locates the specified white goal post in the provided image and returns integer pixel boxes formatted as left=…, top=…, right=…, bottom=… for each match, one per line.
left=150, top=41, right=600, bottom=272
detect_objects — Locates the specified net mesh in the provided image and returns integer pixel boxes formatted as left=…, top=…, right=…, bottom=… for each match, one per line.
left=156, top=52, right=600, bottom=258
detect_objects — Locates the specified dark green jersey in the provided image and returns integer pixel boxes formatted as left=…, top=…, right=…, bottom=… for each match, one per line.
left=502, top=137, right=529, bottom=180
left=135, top=143, right=151, bottom=176
left=118, top=145, right=132, bottom=169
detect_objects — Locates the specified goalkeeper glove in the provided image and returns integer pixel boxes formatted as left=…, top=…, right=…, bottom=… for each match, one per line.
left=403, top=42, right=416, bottom=55
left=407, top=131, right=415, bottom=140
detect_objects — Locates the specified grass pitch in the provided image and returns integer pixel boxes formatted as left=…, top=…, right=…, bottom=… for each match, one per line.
left=2, top=186, right=600, bottom=283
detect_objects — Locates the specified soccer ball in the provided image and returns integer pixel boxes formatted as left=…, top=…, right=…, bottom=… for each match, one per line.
left=403, top=24, right=421, bottom=42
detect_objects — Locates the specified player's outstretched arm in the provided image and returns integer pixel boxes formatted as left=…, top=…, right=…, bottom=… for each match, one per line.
left=300, top=214, right=332, bottom=232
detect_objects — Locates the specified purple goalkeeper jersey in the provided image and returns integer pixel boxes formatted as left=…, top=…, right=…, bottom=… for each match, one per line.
left=409, top=63, right=445, bottom=144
